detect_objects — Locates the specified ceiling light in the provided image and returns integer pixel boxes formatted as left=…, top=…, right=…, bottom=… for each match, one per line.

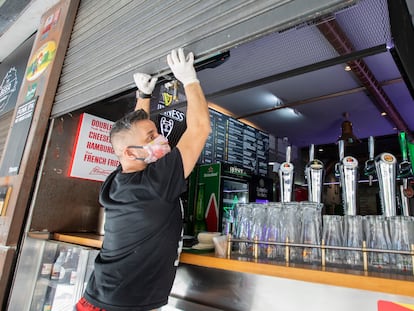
left=273, top=95, right=284, bottom=107
left=381, top=112, right=387, bottom=116
left=344, top=65, right=352, bottom=71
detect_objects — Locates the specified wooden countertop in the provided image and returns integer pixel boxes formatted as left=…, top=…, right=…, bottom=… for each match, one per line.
left=31, top=232, right=414, bottom=297
left=180, top=252, right=414, bottom=297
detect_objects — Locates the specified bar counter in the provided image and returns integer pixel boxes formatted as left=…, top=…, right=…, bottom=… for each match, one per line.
left=46, top=232, right=414, bottom=298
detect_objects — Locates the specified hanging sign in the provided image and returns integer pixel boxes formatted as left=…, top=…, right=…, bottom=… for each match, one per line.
left=69, top=113, right=119, bottom=182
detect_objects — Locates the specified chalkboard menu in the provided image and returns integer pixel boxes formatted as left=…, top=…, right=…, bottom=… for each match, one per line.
left=199, top=108, right=269, bottom=176
left=243, top=125, right=257, bottom=172
left=214, top=111, right=227, bottom=163
left=257, top=130, right=270, bottom=176
left=226, top=118, right=245, bottom=167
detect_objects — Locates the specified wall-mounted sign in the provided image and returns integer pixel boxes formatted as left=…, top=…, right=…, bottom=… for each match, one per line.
left=0, top=97, right=38, bottom=176
left=26, top=40, right=57, bottom=82
left=69, top=113, right=119, bottom=182
left=0, top=67, right=18, bottom=114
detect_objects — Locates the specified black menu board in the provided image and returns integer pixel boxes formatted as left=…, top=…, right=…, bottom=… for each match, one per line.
left=256, top=130, right=269, bottom=176
left=214, top=111, right=227, bottom=162
left=243, top=125, right=257, bottom=172
left=198, top=108, right=269, bottom=176
left=226, top=118, right=245, bottom=167
left=200, top=109, right=228, bottom=164
left=201, top=111, right=215, bottom=163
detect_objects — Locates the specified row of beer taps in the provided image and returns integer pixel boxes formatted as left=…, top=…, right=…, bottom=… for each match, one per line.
left=278, top=132, right=413, bottom=216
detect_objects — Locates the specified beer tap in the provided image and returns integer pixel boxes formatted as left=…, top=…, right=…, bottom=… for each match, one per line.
left=398, top=132, right=413, bottom=216
left=375, top=152, right=397, bottom=217
left=364, top=136, right=376, bottom=186
left=305, top=144, right=324, bottom=203
left=334, top=140, right=344, bottom=181
left=279, top=145, right=294, bottom=202
left=336, top=140, right=359, bottom=215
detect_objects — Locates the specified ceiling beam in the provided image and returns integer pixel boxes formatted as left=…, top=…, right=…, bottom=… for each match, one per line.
left=206, top=44, right=386, bottom=101
left=237, top=78, right=403, bottom=119
left=316, top=17, right=412, bottom=139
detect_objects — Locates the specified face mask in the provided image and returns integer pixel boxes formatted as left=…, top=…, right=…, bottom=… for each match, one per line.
left=129, top=135, right=171, bottom=164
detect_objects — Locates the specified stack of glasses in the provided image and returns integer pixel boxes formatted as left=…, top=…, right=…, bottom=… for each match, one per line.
left=234, top=202, right=322, bottom=265
left=233, top=202, right=414, bottom=273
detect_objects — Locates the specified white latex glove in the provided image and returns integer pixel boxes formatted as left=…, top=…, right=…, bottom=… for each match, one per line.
left=167, top=48, right=199, bottom=87
left=133, top=72, right=158, bottom=95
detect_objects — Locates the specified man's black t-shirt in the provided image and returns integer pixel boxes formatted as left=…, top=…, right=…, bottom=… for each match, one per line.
left=84, top=148, right=186, bottom=311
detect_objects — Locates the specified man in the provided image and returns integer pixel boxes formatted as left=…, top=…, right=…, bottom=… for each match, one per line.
left=76, top=48, right=211, bottom=311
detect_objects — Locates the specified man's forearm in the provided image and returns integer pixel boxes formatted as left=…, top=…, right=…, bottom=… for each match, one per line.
left=135, top=97, right=150, bottom=116
left=185, top=83, right=211, bottom=135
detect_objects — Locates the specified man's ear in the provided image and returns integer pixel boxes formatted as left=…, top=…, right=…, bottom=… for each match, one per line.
left=124, top=147, right=136, bottom=160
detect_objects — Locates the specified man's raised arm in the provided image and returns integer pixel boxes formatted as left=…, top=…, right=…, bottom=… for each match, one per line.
left=133, top=73, right=158, bottom=115
left=168, top=48, right=211, bottom=178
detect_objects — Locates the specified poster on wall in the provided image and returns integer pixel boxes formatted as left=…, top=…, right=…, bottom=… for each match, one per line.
left=0, top=97, right=38, bottom=176
left=69, top=113, right=119, bottom=182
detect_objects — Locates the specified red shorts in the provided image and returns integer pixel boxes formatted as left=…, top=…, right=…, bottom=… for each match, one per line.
left=76, top=297, right=106, bottom=311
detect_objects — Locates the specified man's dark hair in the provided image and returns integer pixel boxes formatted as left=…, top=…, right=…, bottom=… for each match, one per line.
left=110, top=109, right=148, bottom=142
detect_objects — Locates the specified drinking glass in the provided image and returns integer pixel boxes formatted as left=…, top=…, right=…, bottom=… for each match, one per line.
left=322, top=215, right=343, bottom=267
left=364, top=215, right=391, bottom=272
left=264, top=203, right=284, bottom=260
left=281, top=202, right=301, bottom=262
left=300, top=202, right=321, bottom=265
left=388, top=216, right=414, bottom=273
left=234, top=203, right=252, bottom=256
left=343, top=215, right=364, bottom=269
left=250, top=204, right=268, bottom=258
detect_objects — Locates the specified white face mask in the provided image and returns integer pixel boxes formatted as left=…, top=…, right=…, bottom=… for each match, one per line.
left=128, top=135, right=171, bottom=164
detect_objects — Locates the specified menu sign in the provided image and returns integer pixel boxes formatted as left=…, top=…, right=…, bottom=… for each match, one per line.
left=201, top=112, right=215, bottom=163
left=214, top=111, right=227, bottom=162
left=198, top=108, right=269, bottom=175
left=200, top=109, right=228, bottom=164
left=257, top=130, right=270, bottom=175
left=69, top=113, right=119, bottom=182
left=226, top=118, right=245, bottom=167
left=243, top=125, right=257, bottom=172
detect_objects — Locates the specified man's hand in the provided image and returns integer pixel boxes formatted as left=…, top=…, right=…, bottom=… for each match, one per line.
left=167, top=48, right=199, bottom=87
left=133, top=73, right=158, bottom=97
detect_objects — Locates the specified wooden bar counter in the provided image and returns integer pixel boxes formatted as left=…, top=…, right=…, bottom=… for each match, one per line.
left=48, top=232, right=414, bottom=298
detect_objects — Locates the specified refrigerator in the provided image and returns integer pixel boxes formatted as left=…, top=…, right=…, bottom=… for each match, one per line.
left=8, top=237, right=98, bottom=311
left=188, top=162, right=273, bottom=236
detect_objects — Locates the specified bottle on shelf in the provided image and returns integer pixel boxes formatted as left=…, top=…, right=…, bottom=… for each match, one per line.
left=50, top=250, right=66, bottom=281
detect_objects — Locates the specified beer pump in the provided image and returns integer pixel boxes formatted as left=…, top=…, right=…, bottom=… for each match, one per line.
left=398, top=132, right=412, bottom=216
left=279, top=145, right=294, bottom=202
left=336, top=140, right=359, bottom=215
left=305, top=144, right=324, bottom=203
left=364, top=136, right=376, bottom=186
left=375, top=151, right=397, bottom=217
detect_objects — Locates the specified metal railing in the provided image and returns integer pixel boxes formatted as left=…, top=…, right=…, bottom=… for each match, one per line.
left=226, top=235, right=414, bottom=276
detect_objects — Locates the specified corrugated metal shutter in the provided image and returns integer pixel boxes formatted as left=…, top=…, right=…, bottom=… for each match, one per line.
left=52, top=0, right=355, bottom=117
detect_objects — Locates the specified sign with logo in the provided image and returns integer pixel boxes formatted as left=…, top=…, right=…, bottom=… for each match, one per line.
left=151, top=82, right=187, bottom=148
left=69, top=113, right=119, bottom=182
left=0, top=97, right=38, bottom=176
left=0, top=67, right=18, bottom=114
left=194, top=163, right=221, bottom=235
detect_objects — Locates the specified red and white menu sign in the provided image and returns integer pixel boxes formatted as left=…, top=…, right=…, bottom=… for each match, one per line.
left=69, top=113, right=119, bottom=181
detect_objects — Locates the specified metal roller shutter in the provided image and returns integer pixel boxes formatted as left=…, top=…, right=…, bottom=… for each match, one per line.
left=52, top=0, right=355, bottom=117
